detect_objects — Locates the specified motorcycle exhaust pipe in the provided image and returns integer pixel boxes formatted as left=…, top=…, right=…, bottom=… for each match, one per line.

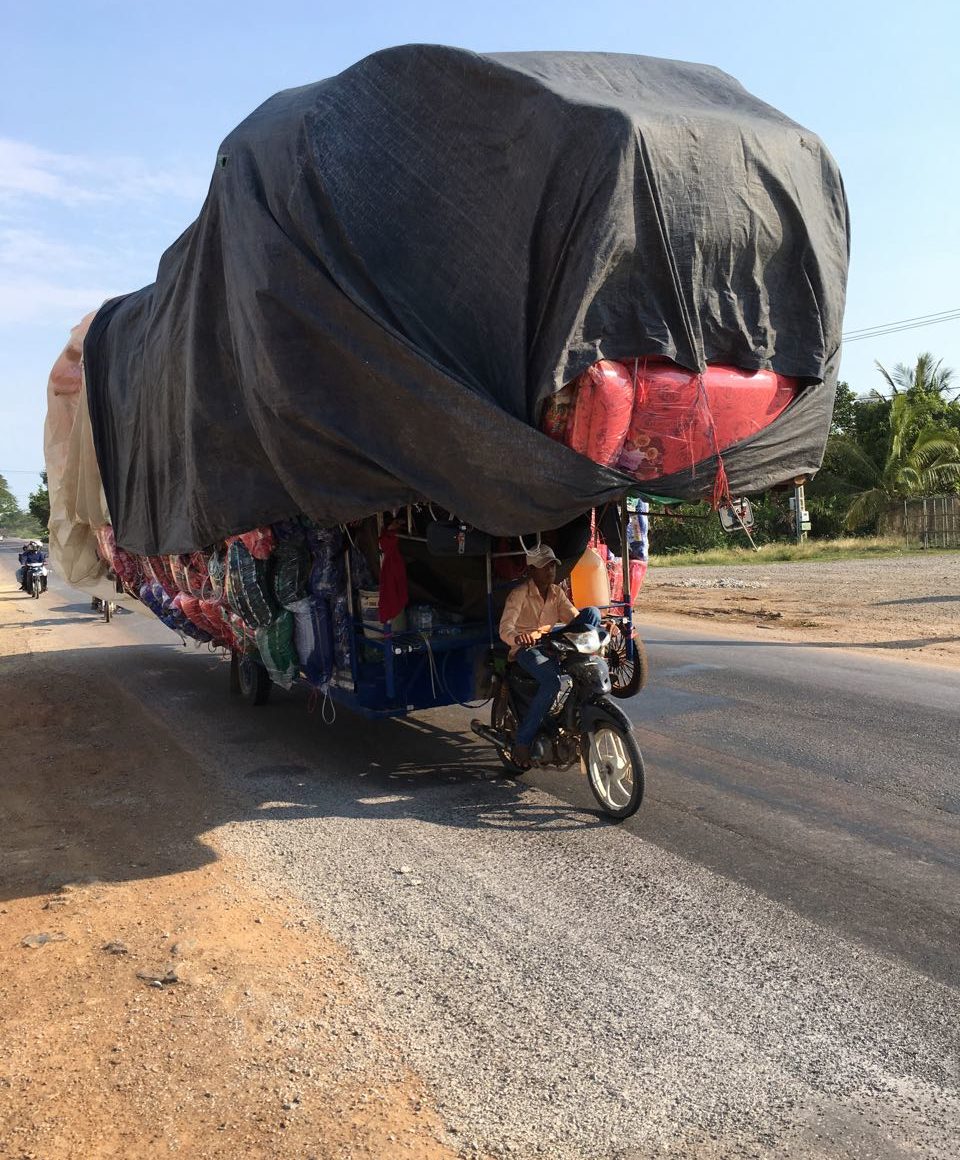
left=471, top=719, right=508, bottom=749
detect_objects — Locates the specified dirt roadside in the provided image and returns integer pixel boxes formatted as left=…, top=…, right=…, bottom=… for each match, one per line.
left=639, top=550, right=960, bottom=670
left=0, top=584, right=460, bottom=1159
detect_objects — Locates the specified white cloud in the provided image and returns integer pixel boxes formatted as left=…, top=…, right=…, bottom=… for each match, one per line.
left=0, top=137, right=208, bottom=327
left=0, top=278, right=111, bottom=326
left=0, top=137, right=208, bottom=208
left=0, top=139, right=104, bottom=206
left=0, top=227, right=102, bottom=272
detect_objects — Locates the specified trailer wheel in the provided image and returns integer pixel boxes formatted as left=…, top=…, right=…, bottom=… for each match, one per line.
left=233, top=652, right=272, bottom=706
left=607, top=633, right=648, bottom=699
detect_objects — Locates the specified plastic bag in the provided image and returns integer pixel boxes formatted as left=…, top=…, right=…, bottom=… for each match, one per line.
left=285, top=595, right=335, bottom=689
left=206, top=549, right=226, bottom=600
left=224, top=538, right=278, bottom=628
left=255, top=612, right=298, bottom=688
left=304, top=523, right=346, bottom=597
left=272, top=535, right=310, bottom=607
left=332, top=591, right=352, bottom=671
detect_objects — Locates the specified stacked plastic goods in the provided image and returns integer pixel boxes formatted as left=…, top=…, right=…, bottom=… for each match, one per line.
left=595, top=505, right=648, bottom=607
left=542, top=359, right=797, bottom=487
left=94, top=519, right=356, bottom=692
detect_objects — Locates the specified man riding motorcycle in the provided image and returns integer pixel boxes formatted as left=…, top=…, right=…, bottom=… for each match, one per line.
left=498, top=543, right=605, bottom=769
left=18, top=541, right=47, bottom=592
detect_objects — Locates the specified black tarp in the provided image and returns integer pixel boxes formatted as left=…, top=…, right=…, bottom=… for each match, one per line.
left=83, top=45, right=849, bottom=556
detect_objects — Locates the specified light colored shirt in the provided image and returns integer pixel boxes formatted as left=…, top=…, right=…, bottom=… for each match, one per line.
left=499, top=579, right=579, bottom=657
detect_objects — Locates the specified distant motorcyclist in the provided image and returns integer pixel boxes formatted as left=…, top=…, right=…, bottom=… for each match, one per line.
left=18, top=540, right=47, bottom=592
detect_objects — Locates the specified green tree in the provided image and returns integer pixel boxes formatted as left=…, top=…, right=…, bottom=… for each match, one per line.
left=874, top=352, right=960, bottom=439
left=830, top=380, right=858, bottom=435
left=825, top=393, right=960, bottom=530
left=0, top=473, right=23, bottom=527
left=28, top=471, right=50, bottom=530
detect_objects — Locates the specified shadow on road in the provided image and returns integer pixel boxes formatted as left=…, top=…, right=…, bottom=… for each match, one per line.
left=872, top=594, right=960, bottom=606
left=0, top=640, right=604, bottom=910
left=644, top=634, right=960, bottom=651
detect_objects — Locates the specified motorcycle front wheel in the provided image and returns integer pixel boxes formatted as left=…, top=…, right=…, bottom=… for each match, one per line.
left=583, top=721, right=644, bottom=820
left=31, top=574, right=41, bottom=598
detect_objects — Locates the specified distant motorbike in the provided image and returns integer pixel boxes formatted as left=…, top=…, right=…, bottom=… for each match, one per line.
left=24, top=561, right=48, bottom=599
left=90, top=595, right=117, bottom=623
left=471, top=624, right=644, bottom=820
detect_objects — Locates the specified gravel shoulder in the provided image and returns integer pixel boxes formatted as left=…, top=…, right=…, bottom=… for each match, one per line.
left=639, top=551, right=960, bottom=669
left=0, top=577, right=460, bottom=1160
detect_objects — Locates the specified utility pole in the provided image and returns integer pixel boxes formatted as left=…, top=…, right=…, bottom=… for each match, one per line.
left=792, top=476, right=809, bottom=545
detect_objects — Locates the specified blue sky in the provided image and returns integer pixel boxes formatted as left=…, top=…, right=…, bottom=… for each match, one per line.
left=2, top=0, right=958, bottom=506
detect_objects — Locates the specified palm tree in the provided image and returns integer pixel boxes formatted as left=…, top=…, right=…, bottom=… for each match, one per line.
left=822, top=392, right=960, bottom=530
left=874, top=351, right=956, bottom=400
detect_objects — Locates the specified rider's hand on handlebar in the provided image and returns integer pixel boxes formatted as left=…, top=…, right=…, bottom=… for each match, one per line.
left=515, top=631, right=539, bottom=647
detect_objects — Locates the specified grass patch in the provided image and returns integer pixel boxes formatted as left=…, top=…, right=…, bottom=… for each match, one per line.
left=649, top=537, right=960, bottom=568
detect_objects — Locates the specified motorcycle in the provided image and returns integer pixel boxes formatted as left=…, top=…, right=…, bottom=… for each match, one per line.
left=471, top=624, right=644, bottom=820
left=90, top=595, right=118, bottom=623
left=23, top=561, right=48, bottom=599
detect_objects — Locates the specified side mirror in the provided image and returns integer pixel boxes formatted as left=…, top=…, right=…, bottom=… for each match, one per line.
left=718, top=498, right=755, bottom=533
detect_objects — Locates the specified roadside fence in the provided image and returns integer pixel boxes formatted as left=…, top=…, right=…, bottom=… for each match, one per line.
left=881, top=496, right=960, bottom=548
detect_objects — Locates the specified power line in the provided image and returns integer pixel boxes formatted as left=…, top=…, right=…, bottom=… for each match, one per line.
left=843, top=308, right=960, bottom=343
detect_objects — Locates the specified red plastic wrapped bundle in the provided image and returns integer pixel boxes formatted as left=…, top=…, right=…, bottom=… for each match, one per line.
left=540, top=385, right=575, bottom=442
left=94, top=524, right=142, bottom=589
left=198, top=598, right=241, bottom=649
left=564, top=361, right=635, bottom=467
left=143, top=554, right=180, bottom=598
left=169, top=551, right=211, bottom=598
left=177, top=594, right=225, bottom=643
left=228, top=527, right=276, bottom=560
left=616, top=362, right=796, bottom=481
left=607, top=558, right=624, bottom=603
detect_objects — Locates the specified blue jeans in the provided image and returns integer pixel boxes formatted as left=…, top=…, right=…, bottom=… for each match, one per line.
left=514, top=607, right=601, bottom=746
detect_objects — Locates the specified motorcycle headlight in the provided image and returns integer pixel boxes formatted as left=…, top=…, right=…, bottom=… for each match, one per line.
left=566, top=629, right=601, bottom=654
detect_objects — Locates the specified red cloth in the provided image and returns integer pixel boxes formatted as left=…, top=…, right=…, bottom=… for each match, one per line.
left=378, top=529, right=408, bottom=623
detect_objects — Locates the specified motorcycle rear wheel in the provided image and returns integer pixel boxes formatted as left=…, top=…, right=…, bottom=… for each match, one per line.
left=583, top=721, right=644, bottom=820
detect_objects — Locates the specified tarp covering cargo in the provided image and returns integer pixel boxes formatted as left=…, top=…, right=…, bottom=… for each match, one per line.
left=82, top=44, right=849, bottom=556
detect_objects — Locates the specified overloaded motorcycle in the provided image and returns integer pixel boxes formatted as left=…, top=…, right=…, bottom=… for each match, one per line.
left=471, top=622, right=644, bottom=820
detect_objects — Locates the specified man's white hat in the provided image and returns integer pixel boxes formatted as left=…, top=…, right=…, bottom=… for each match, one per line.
left=525, top=544, right=559, bottom=568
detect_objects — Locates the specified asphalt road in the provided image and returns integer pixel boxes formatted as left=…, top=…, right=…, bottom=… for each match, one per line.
left=5, top=545, right=959, bottom=1158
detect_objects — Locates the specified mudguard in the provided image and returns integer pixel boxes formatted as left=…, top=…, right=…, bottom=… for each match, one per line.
left=580, top=698, right=635, bottom=736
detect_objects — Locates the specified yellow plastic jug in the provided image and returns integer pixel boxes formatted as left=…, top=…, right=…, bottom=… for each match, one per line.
left=570, top=547, right=610, bottom=609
